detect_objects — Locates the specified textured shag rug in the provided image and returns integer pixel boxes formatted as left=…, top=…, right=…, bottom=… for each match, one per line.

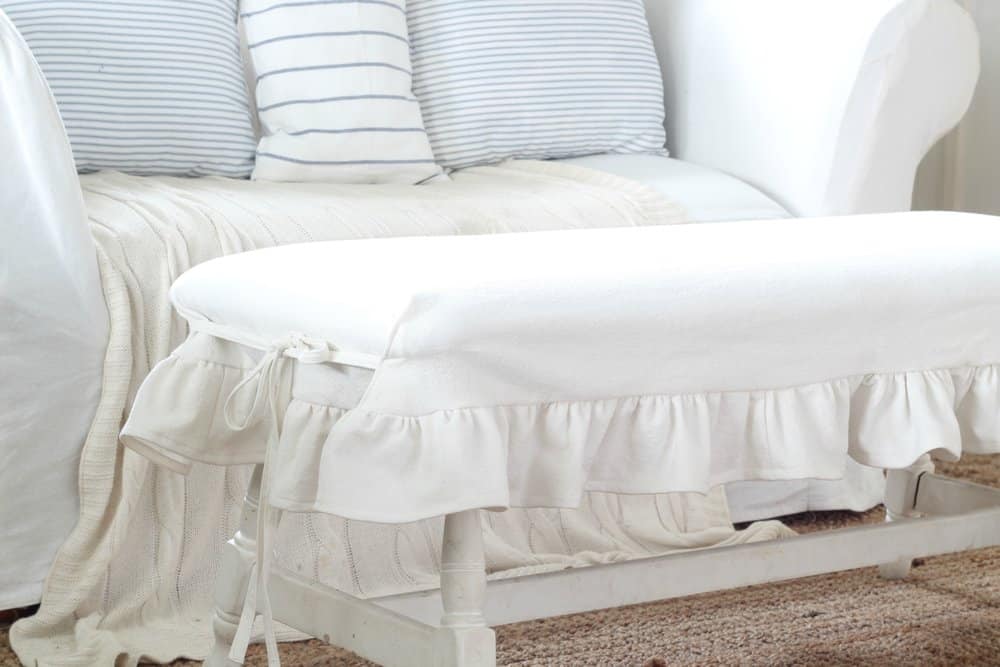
left=4, top=455, right=1000, bottom=666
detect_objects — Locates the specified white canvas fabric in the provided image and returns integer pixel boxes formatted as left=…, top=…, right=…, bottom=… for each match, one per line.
left=243, top=0, right=441, bottom=183
left=123, top=213, right=1000, bottom=523
left=0, top=1, right=257, bottom=177
left=408, top=0, right=667, bottom=169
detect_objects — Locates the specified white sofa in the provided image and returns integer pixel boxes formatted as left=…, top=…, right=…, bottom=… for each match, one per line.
left=0, top=0, right=980, bottom=611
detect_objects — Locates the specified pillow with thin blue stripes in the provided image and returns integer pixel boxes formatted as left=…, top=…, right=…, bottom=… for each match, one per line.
left=242, top=0, right=442, bottom=184
left=1, top=0, right=257, bottom=178
left=408, top=0, right=668, bottom=170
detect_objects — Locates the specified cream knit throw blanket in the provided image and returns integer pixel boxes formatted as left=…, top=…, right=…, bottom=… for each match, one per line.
left=12, top=162, right=791, bottom=666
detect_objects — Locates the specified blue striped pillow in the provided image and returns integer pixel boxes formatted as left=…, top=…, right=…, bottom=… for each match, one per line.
left=407, top=0, right=668, bottom=170
left=242, top=0, right=441, bottom=183
left=1, top=0, right=256, bottom=177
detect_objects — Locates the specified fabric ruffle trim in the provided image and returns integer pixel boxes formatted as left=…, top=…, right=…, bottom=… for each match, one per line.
left=122, top=353, right=1000, bottom=523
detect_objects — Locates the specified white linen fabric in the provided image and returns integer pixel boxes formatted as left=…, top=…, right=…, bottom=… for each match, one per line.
left=242, top=0, right=441, bottom=183
left=123, top=213, right=1000, bottom=522
left=13, top=166, right=794, bottom=667
left=0, top=9, right=107, bottom=610
left=408, top=0, right=667, bottom=169
left=0, top=1, right=257, bottom=177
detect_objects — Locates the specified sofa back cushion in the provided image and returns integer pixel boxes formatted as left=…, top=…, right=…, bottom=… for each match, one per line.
left=242, top=0, right=441, bottom=184
left=408, top=0, right=668, bottom=170
left=1, top=0, right=256, bottom=177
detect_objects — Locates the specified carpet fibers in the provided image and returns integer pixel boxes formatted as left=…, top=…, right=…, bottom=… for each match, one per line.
left=4, top=455, right=1000, bottom=666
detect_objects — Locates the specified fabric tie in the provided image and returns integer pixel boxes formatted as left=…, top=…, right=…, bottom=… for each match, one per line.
left=222, top=333, right=344, bottom=667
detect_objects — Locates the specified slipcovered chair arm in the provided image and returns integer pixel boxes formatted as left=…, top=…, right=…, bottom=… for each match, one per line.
left=645, top=0, right=979, bottom=216
left=0, top=8, right=108, bottom=570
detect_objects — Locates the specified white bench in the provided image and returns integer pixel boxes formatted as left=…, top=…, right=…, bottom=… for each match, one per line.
left=122, top=212, right=1000, bottom=666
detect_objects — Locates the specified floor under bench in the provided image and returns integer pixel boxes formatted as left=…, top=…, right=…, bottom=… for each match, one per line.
left=4, top=457, right=1000, bottom=666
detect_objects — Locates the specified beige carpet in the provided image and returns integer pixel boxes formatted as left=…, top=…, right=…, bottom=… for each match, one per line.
left=4, top=455, right=1000, bottom=666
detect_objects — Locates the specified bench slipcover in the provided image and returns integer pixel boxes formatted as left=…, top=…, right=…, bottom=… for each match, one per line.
left=123, top=212, right=1000, bottom=523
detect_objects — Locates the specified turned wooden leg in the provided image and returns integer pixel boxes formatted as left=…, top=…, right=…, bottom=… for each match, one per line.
left=879, top=454, right=935, bottom=580
left=206, top=465, right=263, bottom=667
left=433, top=510, right=496, bottom=667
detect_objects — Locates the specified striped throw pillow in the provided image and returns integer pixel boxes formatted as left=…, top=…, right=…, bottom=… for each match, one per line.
left=242, top=0, right=441, bottom=184
left=1, top=0, right=257, bottom=178
left=408, top=0, right=668, bottom=170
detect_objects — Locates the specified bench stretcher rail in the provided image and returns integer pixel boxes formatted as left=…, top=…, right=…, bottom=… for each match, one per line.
left=205, top=460, right=1000, bottom=667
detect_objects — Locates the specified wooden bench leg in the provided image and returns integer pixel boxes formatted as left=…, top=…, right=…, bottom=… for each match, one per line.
left=206, top=465, right=263, bottom=667
left=879, top=454, right=935, bottom=580
left=433, top=510, right=496, bottom=667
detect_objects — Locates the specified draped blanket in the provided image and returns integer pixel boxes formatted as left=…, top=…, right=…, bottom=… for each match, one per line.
left=12, top=163, right=791, bottom=666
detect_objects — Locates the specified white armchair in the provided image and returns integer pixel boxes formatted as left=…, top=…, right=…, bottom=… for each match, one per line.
left=647, top=0, right=979, bottom=216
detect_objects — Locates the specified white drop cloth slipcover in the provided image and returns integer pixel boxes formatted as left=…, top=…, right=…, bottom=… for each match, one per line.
left=123, top=213, right=1000, bottom=525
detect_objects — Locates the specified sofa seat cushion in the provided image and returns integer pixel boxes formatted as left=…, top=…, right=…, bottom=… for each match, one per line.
left=562, top=154, right=790, bottom=223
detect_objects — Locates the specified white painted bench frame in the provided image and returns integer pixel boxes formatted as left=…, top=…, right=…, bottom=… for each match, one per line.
left=205, top=455, right=1000, bottom=666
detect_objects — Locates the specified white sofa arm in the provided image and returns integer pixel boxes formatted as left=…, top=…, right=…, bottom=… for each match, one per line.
left=645, top=0, right=979, bottom=217
left=0, top=10, right=108, bottom=605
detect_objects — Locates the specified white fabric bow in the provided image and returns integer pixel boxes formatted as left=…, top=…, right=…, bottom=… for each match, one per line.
left=222, top=333, right=339, bottom=667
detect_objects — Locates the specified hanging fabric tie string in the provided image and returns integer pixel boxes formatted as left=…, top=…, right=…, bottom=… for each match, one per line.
left=221, top=332, right=349, bottom=667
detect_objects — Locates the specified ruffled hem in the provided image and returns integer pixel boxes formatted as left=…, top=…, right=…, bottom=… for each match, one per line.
left=122, top=345, right=1000, bottom=523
